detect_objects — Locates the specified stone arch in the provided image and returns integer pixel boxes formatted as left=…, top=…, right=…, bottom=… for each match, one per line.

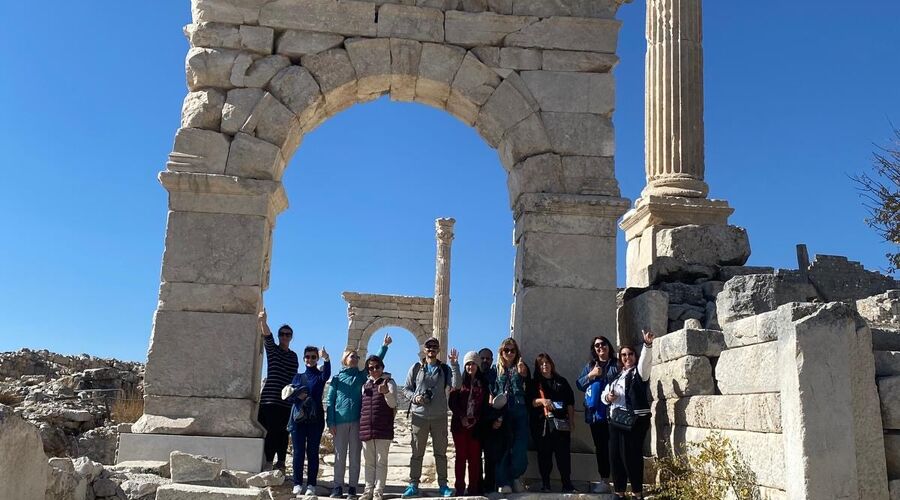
left=342, top=292, right=434, bottom=365
left=133, top=0, right=632, bottom=468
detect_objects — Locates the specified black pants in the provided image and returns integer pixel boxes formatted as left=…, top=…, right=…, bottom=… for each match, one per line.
left=535, top=427, right=572, bottom=488
left=481, top=432, right=500, bottom=492
left=609, top=415, right=649, bottom=494
left=258, top=404, right=291, bottom=463
left=590, top=420, right=611, bottom=478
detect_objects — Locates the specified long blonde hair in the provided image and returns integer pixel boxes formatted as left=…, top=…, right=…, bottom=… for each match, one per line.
left=496, top=337, right=521, bottom=376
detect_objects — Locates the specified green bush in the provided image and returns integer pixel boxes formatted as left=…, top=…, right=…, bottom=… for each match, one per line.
left=649, top=432, right=760, bottom=500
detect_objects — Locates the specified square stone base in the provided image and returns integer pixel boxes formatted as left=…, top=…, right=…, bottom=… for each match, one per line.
left=117, top=433, right=264, bottom=473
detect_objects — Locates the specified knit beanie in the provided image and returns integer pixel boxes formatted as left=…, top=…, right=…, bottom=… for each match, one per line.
left=463, top=351, right=479, bottom=368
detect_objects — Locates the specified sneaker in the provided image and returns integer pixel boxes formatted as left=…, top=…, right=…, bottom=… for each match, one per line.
left=512, top=479, right=525, bottom=493
left=438, top=484, right=454, bottom=497
left=293, top=485, right=304, bottom=495
left=347, top=487, right=358, bottom=499
left=359, top=489, right=373, bottom=500
left=305, top=485, right=318, bottom=496
left=330, top=487, right=343, bottom=498
left=561, top=484, right=577, bottom=494
left=401, top=484, right=419, bottom=498
left=590, top=482, right=611, bottom=494
left=498, top=486, right=512, bottom=494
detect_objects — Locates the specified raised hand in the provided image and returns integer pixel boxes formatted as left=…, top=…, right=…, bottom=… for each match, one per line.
left=448, top=348, right=459, bottom=364
left=320, top=347, right=329, bottom=361
left=383, top=333, right=393, bottom=346
left=642, top=330, right=655, bottom=345
left=589, top=365, right=603, bottom=379
left=516, top=359, right=528, bottom=376
left=258, top=309, right=271, bottom=337
left=378, top=383, right=390, bottom=395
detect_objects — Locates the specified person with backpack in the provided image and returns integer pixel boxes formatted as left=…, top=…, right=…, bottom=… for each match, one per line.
left=401, top=337, right=461, bottom=498
left=602, top=330, right=654, bottom=500
left=285, top=345, right=331, bottom=496
left=326, top=334, right=392, bottom=499
left=489, top=337, right=530, bottom=494
left=358, top=355, right=398, bottom=500
left=448, top=351, right=490, bottom=496
left=575, top=335, right=619, bottom=494
left=529, top=353, right=576, bottom=493
left=257, top=310, right=298, bottom=472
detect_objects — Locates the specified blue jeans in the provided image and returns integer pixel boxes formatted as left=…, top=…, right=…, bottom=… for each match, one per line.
left=495, top=403, right=529, bottom=488
left=292, top=420, right=325, bottom=486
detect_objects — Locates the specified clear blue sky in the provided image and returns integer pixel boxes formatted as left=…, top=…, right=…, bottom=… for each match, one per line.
left=0, top=2, right=897, bottom=370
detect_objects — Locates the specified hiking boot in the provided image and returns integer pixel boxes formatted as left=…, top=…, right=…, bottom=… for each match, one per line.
left=330, top=487, right=343, bottom=498
left=401, top=484, right=419, bottom=498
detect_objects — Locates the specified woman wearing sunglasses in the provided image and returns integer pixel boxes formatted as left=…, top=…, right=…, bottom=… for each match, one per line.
left=326, top=333, right=392, bottom=499
left=575, top=335, right=618, bottom=494
left=489, top=337, right=530, bottom=494
left=601, top=330, right=655, bottom=500
left=286, top=345, right=331, bottom=496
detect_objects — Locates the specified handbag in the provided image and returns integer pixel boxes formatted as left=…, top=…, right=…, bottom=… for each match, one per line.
left=609, top=406, right=636, bottom=432
left=538, top=382, right=571, bottom=433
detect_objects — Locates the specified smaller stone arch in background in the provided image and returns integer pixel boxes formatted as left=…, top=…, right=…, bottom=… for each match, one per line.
left=342, top=291, right=435, bottom=365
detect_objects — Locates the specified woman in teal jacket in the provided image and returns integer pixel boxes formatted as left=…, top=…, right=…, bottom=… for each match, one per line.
left=326, top=333, right=391, bottom=499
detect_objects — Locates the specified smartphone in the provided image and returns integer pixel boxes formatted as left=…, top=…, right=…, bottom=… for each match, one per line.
left=551, top=401, right=564, bottom=410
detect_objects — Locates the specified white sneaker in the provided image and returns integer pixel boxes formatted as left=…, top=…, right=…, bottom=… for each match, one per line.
left=591, top=481, right=612, bottom=494
left=512, top=479, right=524, bottom=493
left=293, top=485, right=304, bottom=495
left=305, top=485, right=318, bottom=496
left=498, top=486, right=512, bottom=494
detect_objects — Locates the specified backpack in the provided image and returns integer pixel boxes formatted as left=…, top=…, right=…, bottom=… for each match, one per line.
left=406, top=361, right=452, bottom=416
left=291, top=373, right=320, bottom=424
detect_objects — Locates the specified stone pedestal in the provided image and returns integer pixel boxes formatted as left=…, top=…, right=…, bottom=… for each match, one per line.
left=117, top=433, right=264, bottom=473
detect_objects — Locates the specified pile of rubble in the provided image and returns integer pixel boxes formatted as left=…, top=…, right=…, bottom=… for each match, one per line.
left=0, top=348, right=143, bottom=463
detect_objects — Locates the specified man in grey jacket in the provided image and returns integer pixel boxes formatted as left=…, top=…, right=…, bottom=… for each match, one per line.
left=401, top=337, right=461, bottom=498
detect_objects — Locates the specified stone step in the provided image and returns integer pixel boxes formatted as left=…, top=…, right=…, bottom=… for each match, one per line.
left=156, top=483, right=264, bottom=499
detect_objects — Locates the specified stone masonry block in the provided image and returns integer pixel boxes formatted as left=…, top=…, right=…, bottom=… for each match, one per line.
left=877, top=351, right=900, bottom=378
left=660, top=394, right=782, bottom=433
left=560, top=156, right=617, bottom=196
left=225, top=133, right=285, bottom=180
left=390, top=38, right=422, bottom=102
left=415, top=43, right=466, bottom=109
left=511, top=0, right=619, bottom=18
left=542, top=50, right=619, bottom=72
left=276, top=30, right=344, bottom=58
left=181, top=89, right=226, bottom=131
left=717, top=274, right=820, bottom=326
left=522, top=71, right=614, bottom=114
left=475, top=79, right=535, bottom=147
left=499, top=48, right=541, bottom=70
left=445, top=11, right=537, bottom=47
left=346, top=38, right=392, bottom=98
left=259, top=0, right=377, bottom=37
left=667, top=427, right=785, bottom=490
left=268, top=66, right=324, bottom=128
left=886, top=433, right=900, bottom=480
left=222, top=88, right=265, bottom=135
left=191, top=0, right=267, bottom=25
left=505, top=17, right=620, bottom=53
left=231, top=54, right=290, bottom=88
left=498, top=113, right=551, bottom=169
left=144, top=311, right=260, bottom=399
left=880, top=376, right=900, bottom=430
left=301, top=48, right=357, bottom=113
left=156, top=483, right=263, bottom=500
left=167, top=128, right=231, bottom=175
left=649, top=355, right=715, bottom=400
left=170, top=451, right=222, bottom=484
left=506, top=153, right=564, bottom=206
left=515, top=230, right=615, bottom=291
left=158, top=282, right=261, bottom=314
left=722, top=302, right=820, bottom=348
left=542, top=112, right=614, bottom=157
left=716, top=341, right=778, bottom=394
left=161, top=211, right=268, bottom=286
left=471, top=46, right=500, bottom=67
left=653, top=328, right=725, bottom=364
left=618, top=289, right=668, bottom=352
left=857, top=290, right=900, bottom=328
left=184, top=23, right=273, bottom=55
left=186, top=47, right=241, bottom=90
left=137, top=395, right=263, bottom=438
left=656, top=224, right=750, bottom=267
left=377, top=4, right=444, bottom=42
left=448, top=52, right=501, bottom=123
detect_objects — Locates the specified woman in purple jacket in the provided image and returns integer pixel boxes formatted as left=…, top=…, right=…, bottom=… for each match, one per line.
left=358, top=355, right=398, bottom=500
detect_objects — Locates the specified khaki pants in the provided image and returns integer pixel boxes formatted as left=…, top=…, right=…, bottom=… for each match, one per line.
left=333, top=422, right=362, bottom=489
left=362, top=439, right=391, bottom=496
left=408, top=414, right=449, bottom=485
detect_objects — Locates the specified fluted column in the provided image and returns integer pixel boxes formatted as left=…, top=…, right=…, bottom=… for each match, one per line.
left=432, top=218, right=455, bottom=352
left=643, top=0, right=708, bottom=198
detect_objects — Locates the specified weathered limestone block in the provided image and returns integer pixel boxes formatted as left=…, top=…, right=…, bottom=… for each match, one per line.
left=445, top=11, right=536, bottom=47
left=346, top=38, right=392, bottom=98
left=252, top=94, right=301, bottom=154
left=471, top=46, right=500, bottom=67
left=144, top=311, right=260, bottom=398
left=47, top=457, right=88, bottom=500
left=170, top=451, right=223, bottom=484
left=649, top=355, right=714, bottom=399
left=231, top=54, right=290, bottom=88
left=167, top=128, right=231, bottom=175
left=191, top=0, right=267, bottom=25
left=158, top=282, right=261, bottom=314
left=858, top=290, right=900, bottom=327
left=542, top=50, right=618, bottom=72
left=716, top=341, right=778, bottom=394
left=515, top=228, right=614, bottom=292
left=542, top=112, right=614, bottom=156
left=184, top=23, right=273, bottom=55
left=390, top=38, right=422, bottom=102
left=522, top=71, right=614, bottom=114
left=716, top=265, right=775, bottom=282
left=186, top=47, right=241, bottom=90
left=268, top=66, right=325, bottom=129
left=505, top=17, right=620, bottom=53
left=246, top=470, right=285, bottom=487
left=877, top=351, right=900, bottom=377
left=276, top=30, right=344, bottom=58
left=886, top=433, right=900, bottom=480
left=161, top=211, right=268, bottom=286
left=653, top=328, right=724, bottom=364
left=723, top=303, right=820, bottom=348
left=617, top=289, right=668, bottom=351
left=656, top=224, right=750, bottom=267
left=660, top=394, right=782, bottom=433
left=222, top=88, right=264, bottom=135
left=879, top=376, right=900, bottom=430
left=559, top=156, right=616, bottom=195
left=506, top=154, right=564, bottom=205
left=874, top=328, right=900, bottom=351
left=182, top=90, right=226, bottom=131
left=499, top=47, right=541, bottom=70
left=511, top=0, right=619, bottom=18
left=447, top=52, right=501, bottom=124
left=259, top=0, right=377, bottom=37
left=225, top=133, right=285, bottom=180
left=659, top=282, right=705, bottom=306
left=377, top=4, right=444, bottom=42
left=717, top=274, right=819, bottom=326
left=135, top=395, right=263, bottom=438
left=159, top=171, right=287, bottom=219
left=302, top=48, right=358, bottom=114
left=498, top=112, right=551, bottom=168
left=475, top=80, right=535, bottom=147
left=0, top=405, right=49, bottom=500
left=415, top=43, right=466, bottom=108
left=156, top=483, right=264, bottom=500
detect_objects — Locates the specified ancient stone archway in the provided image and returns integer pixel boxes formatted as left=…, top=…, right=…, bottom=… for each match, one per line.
left=341, top=292, right=434, bottom=363
left=125, top=0, right=631, bottom=470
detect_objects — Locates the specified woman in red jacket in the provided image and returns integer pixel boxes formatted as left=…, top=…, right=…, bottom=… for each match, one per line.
left=449, top=351, right=490, bottom=496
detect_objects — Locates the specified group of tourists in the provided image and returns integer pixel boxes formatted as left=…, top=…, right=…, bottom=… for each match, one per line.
left=257, top=310, right=655, bottom=500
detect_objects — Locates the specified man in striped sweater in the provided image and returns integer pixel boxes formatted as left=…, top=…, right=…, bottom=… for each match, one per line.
left=258, top=309, right=299, bottom=471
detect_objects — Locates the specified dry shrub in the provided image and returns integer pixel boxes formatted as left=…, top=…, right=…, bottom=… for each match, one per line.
left=110, top=390, right=144, bottom=423
left=0, top=389, right=23, bottom=406
left=650, top=432, right=760, bottom=500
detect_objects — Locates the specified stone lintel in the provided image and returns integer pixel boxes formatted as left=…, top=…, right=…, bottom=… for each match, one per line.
left=513, top=193, right=629, bottom=239
left=341, top=291, right=434, bottom=306
left=159, top=171, right=288, bottom=219
left=619, top=195, right=733, bottom=241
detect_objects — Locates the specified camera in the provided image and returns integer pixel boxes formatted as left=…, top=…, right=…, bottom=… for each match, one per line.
left=419, top=389, right=434, bottom=405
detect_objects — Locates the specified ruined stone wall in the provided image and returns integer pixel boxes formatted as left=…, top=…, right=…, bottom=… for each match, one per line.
left=864, top=291, right=900, bottom=496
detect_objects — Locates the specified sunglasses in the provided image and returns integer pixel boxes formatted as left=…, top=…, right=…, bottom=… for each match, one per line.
left=425, top=346, right=439, bottom=352
left=304, top=355, right=318, bottom=360
left=620, top=352, right=635, bottom=358
left=367, top=365, right=383, bottom=371
left=594, top=342, right=608, bottom=348
left=349, top=354, right=359, bottom=359
left=278, top=331, right=293, bottom=337
left=502, top=348, right=517, bottom=354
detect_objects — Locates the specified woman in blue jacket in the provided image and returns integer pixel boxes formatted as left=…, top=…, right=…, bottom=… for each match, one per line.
left=489, top=337, right=530, bottom=494
left=576, top=335, right=618, bottom=494
left=286, top=345, right=331, bottom=496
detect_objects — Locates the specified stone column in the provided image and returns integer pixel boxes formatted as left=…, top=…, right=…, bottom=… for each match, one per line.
left=644, top=0, right=707, bottom=199
left=431, top=218, right=455, bottom=356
